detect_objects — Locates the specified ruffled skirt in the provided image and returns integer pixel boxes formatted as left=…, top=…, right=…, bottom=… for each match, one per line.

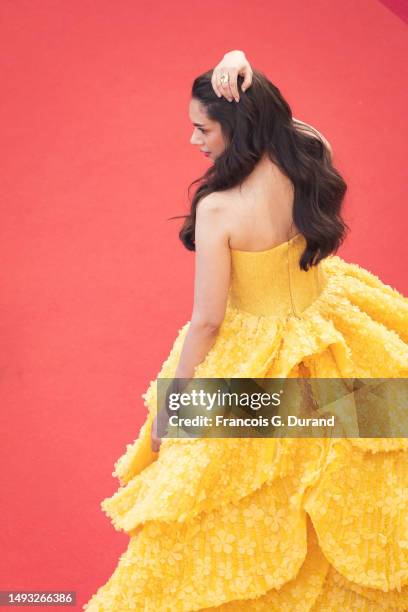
left=83, top=255, right=408, bottom=611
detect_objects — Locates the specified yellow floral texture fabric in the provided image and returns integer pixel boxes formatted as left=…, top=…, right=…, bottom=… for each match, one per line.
left=83, top=233, right=408, bottom=611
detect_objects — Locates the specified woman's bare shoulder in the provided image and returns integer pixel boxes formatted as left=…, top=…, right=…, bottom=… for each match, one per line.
left=196, top=192, right=236, bottom=238
left=197, top=191, right=234, bottom=213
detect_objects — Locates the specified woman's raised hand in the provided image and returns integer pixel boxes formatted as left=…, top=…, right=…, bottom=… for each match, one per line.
left=211, top=50, right=253, bottom=103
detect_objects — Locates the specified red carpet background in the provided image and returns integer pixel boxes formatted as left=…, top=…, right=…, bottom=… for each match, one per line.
left=0, top=1, right=407, bottom=609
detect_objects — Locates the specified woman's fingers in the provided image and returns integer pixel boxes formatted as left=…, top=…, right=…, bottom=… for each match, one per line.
left=211, top=69, right=222, bottom=98
left=150, top=413, right=161, bottom=452
left=225, top=69, right=240, bottom=101
left=213, top=68, right=234, bottom=101
left=211, top=55, right=253, bottom=102
left=151, top=408, right=170, bottom=452
left=151, top=434, right=161, bottom=453
left=220, top=80, right=234, bottom=102
left=240, top=67, right=253, bottom=92
left=151, top=425, right=161, bottom=452
left=213, top=68, right=239, bottom=102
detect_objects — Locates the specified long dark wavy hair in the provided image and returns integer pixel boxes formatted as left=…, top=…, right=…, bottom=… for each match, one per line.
left=169, top=68, right=349, bottom=271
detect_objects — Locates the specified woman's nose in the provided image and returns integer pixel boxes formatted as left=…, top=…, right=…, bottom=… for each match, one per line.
left=190, top=130, right=203, bottom=145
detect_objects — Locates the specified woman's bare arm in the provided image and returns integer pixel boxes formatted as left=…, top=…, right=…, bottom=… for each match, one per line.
left=151, top=194, right=231, bottom=452
left=174, top=194, right=231, bottom=379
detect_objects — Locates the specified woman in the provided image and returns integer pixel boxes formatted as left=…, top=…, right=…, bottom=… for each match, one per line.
left=84, top=51, right=408, bottom=610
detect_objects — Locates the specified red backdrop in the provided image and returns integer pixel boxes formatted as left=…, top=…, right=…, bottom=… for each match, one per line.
left=0, top=1, right=407, bottom=609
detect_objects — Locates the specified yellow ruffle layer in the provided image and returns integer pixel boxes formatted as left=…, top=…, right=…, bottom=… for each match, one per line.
left=84, top=439, right=408, bottom=611
left=85, top=441, right=325, bottom=610
left=110, top=254, right=408, bottom=489
left=83, top=255, right=408, bottom=611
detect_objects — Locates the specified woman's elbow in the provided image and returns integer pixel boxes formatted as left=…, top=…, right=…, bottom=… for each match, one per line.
left=190, top=316, right=222, bottom=333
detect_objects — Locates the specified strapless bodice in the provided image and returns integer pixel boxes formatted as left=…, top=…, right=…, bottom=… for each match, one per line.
left=228, top=233, right=328, bottom=317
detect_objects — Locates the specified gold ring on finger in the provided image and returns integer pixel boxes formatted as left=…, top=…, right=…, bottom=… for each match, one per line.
left=219, top=73, right=229, bottom=87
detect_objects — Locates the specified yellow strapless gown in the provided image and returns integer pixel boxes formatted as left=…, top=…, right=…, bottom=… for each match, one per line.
left=83, top=233, right=408, bottom=611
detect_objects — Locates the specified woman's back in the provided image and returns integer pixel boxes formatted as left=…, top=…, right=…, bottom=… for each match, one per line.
left=220, top=153, right=300, bottom=252
left=221, top=119, right=332, bottom=253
